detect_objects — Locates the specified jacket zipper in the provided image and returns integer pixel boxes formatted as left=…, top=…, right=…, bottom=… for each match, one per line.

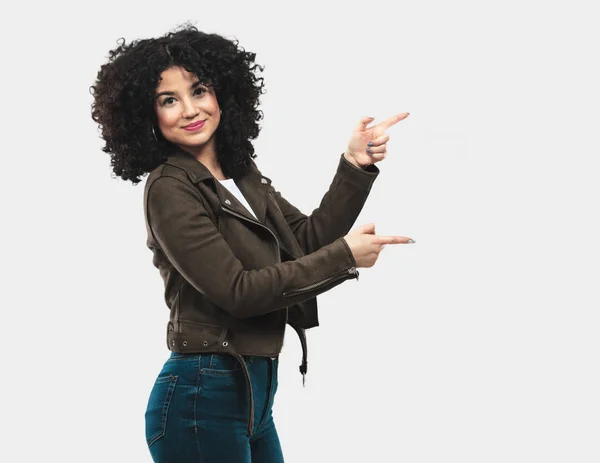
left=221, top=203, right=288, bottom=330
left=220, top=205, right=282, bottom=265
left=268, top=191, right=302, bottom=259
left=283, top=267, right=359, bottom=298
left=221, top=204, right=285, bottom=438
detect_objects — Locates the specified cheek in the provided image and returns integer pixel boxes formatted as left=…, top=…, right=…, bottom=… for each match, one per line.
left=156, top=109, right=179, bottom=129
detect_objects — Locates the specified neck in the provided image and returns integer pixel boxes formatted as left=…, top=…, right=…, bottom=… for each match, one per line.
left=179, top=138, right=228, bottom=180
left=198, top=155, right=228, bottom=181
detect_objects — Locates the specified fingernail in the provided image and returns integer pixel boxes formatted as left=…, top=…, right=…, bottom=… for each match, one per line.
left=367, top=141, right=373, bottom=147
left=366, top=148, right=372, bottom=155
left=408, top=239, right=415, bottom=243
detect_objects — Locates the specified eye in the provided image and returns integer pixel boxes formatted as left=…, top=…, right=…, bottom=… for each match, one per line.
left=194, top=87, right=206, bottom=96
left=161, top=97, right=175, bottom=106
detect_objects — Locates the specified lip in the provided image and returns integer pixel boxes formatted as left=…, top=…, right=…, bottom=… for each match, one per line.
left=183, top=120, right=206, bottom=131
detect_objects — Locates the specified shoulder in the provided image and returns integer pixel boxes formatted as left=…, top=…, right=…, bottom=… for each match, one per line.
left=143, top=164, right=205, bottom=213
left=144, top=160, right=199, bottom=195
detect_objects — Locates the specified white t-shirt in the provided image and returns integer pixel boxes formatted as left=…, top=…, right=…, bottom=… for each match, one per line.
left=219, top=179, right=258, bottom=220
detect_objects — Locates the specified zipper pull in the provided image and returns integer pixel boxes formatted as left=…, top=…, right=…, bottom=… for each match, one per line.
left=302, top=373, right=306, bottom=387
left=348, top=267, right=359, bottom=282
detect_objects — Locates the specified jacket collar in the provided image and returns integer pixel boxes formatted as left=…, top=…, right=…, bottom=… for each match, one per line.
left=164, top=148, right=271, bottom=224
left=164, top=147, right=215, bottom=184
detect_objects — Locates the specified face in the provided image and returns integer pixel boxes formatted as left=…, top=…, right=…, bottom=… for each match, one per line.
left=154, top=66, right=220, bottom=155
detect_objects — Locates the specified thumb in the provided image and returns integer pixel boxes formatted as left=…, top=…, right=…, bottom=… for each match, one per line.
left=354, top=223, right=375, bottom=235
left=354, top=116, right=375, bottom=132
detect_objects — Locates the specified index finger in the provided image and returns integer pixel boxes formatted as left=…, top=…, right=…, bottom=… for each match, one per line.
left=373, top=235, right=414, bottom=245
left=377, top=112, right=409, bottom=131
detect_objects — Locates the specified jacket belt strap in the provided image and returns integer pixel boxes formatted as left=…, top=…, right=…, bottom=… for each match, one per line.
left=231, top=353, right=255, bottom=437
left=289, top=323, right=308, bottom=387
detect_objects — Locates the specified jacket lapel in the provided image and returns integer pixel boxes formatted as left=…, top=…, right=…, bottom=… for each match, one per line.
left=233, top=165, right=268, bottom=224
left=164, top=149, right=269, bottom=225
left=163, top=148, right=301, bottom=259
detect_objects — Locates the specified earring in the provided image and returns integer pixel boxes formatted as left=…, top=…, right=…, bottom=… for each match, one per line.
left=152, top=125, right=158, bottom=141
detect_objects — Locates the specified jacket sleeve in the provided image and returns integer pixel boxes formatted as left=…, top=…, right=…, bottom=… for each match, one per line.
left=268, top=153, right=380, bottom=254
left=146, top=175, right=358, bottom=319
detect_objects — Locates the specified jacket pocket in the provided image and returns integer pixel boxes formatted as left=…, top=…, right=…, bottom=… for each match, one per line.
left=145, top=374, right=178, bottom=447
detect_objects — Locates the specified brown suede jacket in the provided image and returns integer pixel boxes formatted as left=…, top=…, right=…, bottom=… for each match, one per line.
left=143, top=147, right=380, bottom=436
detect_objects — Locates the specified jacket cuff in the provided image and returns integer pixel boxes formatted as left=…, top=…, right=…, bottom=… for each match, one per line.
left=340, top=236, right=357, bottom=267
left=338, top=153, right=380, bottom=186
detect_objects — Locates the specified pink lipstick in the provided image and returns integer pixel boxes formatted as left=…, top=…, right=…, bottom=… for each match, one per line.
left=183, top=120, right=206, bottom=131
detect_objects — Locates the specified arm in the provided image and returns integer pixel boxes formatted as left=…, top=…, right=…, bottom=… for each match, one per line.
left=268, top=152, right=379, bottom=254
left=146, top=175, right=358, bottom=319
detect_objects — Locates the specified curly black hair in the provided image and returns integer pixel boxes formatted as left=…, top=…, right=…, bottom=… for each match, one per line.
left=90, top=22, right=266, bottom=184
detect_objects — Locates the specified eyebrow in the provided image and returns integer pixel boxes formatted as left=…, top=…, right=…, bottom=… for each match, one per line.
left=155, top=80, right=203, bottom=99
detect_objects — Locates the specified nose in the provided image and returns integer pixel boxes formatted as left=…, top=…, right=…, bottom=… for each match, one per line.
left=181, top=97, right=200, bottom=119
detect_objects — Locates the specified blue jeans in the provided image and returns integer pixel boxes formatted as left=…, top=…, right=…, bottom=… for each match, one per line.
left=145, top=352, right=284, bottom=462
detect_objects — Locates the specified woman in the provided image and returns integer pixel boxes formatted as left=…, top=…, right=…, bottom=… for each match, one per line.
left=90, top=23, right=413, bottom=463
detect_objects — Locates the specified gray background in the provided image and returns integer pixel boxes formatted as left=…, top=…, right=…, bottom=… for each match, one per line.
left=3, top=1, right=599, bottom=461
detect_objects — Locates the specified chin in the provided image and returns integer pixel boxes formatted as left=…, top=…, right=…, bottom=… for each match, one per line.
left=178, top=133, right=207, bottom=144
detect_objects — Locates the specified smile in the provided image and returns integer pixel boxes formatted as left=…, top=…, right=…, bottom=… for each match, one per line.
left=183, top=120, right=206, bottom=131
